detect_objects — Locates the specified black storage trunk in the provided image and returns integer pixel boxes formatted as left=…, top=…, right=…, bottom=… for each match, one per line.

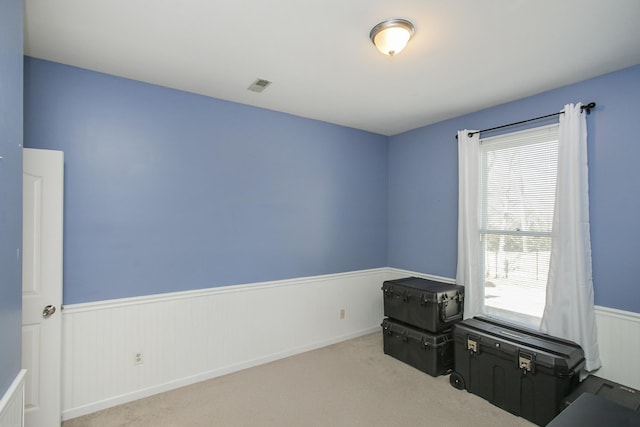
left=451, top=317, right=585, bottom=426
left=381, top=318, right=453, bottom=377
left=561, top=375, right=640, bottom=412
left=382, top=277, right=464, bottom=333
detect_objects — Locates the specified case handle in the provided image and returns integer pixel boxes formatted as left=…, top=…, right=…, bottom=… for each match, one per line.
left=440, top=307, right=463, bottom=323
left=439, top=292, right=464, bottom=323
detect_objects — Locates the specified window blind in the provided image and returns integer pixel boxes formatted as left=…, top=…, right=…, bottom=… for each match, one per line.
left=479, top=124, right=559, bottom=326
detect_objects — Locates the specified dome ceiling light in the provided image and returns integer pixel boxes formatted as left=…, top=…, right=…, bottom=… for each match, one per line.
left=369, top=19, right=415, bottom=56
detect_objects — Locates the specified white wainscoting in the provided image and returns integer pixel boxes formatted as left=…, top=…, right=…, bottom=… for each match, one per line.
left=60, top=268, right=640, bottom=420
left=0, top=370, right=26, bottom=427
left=61, top=269, right=391, bottom=420
left=594, top=306, right=640, bottom=390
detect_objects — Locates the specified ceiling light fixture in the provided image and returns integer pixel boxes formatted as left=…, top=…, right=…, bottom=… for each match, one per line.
left=370, top=19, right=415, bottom=56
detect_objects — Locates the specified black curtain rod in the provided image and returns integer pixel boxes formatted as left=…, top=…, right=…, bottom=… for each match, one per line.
left=455, top=102, right=596, bottom=139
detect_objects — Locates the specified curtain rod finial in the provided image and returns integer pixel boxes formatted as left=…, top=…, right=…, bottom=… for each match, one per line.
left=582, top=102, right=596, bottom=114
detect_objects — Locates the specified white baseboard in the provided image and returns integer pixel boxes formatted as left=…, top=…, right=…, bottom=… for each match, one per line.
left=0, top=370, right=26, bottom=427
left=61, top=269, right=388, bottom=420
left=60, top=267, right=640, bottom=420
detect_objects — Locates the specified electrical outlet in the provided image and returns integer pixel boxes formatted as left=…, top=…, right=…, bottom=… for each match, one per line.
left=340, top=308, right=345, bottom=319
left=134, top=352, right=143, bottom=365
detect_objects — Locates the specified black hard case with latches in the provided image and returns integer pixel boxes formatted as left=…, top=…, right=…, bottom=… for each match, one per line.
left=381, top=318, right=453, bottom=377
left=450, top=316, right=585, bottom=426
left=381, top=277, right=464, bottom=333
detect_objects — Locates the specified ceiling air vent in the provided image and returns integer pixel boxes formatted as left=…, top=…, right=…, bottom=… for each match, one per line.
left=247, top=78, right=272, bottom=93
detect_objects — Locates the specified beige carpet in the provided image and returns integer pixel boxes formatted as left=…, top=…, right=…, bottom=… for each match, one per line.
left=63, top=332, right=535, bottom=427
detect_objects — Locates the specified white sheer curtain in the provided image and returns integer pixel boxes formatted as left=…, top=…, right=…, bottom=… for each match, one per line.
left=456, top=130, right=482, bottom=320
left=456, top=105, right=601, bottom=372
left=540, top=103, right=601, bottom=372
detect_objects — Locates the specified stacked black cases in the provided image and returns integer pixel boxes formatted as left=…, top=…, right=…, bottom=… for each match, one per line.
left=450, top=317, right=585, bottom=426
left=381, top=277, right=464, bottom=377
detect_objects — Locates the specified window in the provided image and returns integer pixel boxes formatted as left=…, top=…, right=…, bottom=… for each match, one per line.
left=479, top=124, right=559, bottom=327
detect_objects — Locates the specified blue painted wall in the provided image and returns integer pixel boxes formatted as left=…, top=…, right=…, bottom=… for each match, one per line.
left=23, top=56, right=640, bottom=313
left=389, top=65, right=640, bottom=313
left=0, top=0, right=23, bottom=395
left=24, top=58, right=389, bottom=304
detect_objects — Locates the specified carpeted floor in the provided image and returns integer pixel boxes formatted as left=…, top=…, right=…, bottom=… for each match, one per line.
left=63, top=332, right=535, bottom=426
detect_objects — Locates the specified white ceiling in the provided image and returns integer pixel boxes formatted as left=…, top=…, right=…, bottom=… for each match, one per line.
left=24, top=0, right=640, bottom=136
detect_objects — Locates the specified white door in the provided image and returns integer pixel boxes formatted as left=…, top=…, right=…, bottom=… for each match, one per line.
left=22, top=148, right=64, bottom=427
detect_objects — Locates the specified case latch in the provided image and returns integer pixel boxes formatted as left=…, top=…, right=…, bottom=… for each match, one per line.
left=420, top=292, right=428, bottom=306
left=518, top=352, right=535, bottom=374
left=382, top=285, right=393, bottom=298
left=381, top=322, right=392, bottom=335
left=467, top=336, right=478, bottom=354
left=421, top=336, right=430, bottom=350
